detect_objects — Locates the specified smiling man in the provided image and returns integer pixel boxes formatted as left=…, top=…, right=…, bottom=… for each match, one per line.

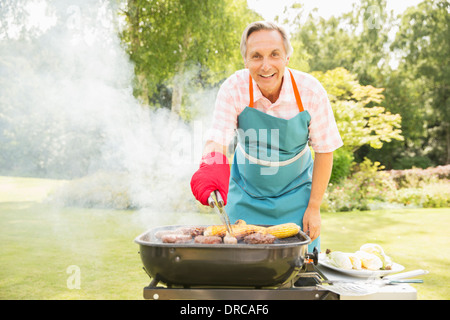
left=190, top=21, right=343, bottom=252
left=245, top=27, right=288, bottom=103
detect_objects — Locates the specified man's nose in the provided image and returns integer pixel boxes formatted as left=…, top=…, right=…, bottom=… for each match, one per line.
left=261, top=58, right=271, bottom=71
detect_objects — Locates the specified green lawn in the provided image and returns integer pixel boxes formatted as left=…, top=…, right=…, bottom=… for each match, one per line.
left=0, top=176, right=448, bottom=299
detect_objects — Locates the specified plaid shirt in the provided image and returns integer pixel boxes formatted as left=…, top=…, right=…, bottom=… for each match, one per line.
left=207, top=68, right=343, bottom=153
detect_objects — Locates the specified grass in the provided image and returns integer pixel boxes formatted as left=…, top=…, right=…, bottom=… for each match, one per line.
left=0, top=176, right=448, bottom=299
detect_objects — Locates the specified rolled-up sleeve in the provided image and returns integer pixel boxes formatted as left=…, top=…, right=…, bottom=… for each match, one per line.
left=307, top=85, right=343, bottom=153
left=206, top=80, right=239, bottom=147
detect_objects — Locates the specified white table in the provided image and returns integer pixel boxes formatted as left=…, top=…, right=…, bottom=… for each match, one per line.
left=316, top=265, right=417, bottom=300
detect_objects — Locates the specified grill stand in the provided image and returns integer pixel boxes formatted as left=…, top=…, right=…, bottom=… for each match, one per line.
left=144, top=284, right=338, bottom=300
left=143, top=263, right=339, bottom=300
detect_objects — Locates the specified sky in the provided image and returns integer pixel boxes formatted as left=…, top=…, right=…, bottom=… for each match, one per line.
left=7, top=0, right=425, bottom=40
left=247, top=0, right=424, bottom=22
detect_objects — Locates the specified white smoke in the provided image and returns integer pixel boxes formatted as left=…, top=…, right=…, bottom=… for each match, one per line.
left=0, top=0, right=216, bottom=215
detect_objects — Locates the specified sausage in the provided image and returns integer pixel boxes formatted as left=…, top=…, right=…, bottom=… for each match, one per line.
left=161, top=234, right=192, bottom=243
left=194, top=235, right=222, bottom=244
left=177, top=226, right=206, bottom=237
left=243, top=232, right=276, bottom=244
left=154, top=229, right=184, bottom=239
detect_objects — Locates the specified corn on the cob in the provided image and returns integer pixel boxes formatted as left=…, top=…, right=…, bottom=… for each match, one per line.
left=234, top=219, right=247, bottom=226
left=204, top=224, right=262, bottom=240
left=204, top=220, right=247, bottom=237
left=204, top=220, right=300, bottom=240
left=204, top=225, right=227, bottom=237
left=265, top=223, right=300, bottom=238
left=234, top=225, right=261, bottom=240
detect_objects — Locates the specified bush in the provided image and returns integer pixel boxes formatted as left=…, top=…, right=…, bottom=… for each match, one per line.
left=394, top=188, right=425, bottom=207
left=323, top=161, right=450, bottom=212
left=393, top=183, right=450, bottom=208
left=325, top=158, right=396, bottom=211
left=330, top=148, right=354, bottom=184
left=389, top=165, right=450, bottom=188
left=423, top=192, right=450, bottom=208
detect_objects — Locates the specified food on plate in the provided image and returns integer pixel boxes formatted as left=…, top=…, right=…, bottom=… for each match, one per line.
left=359, top=243, right=393, bottom=270
left=161, top=234, right=192, bottom=243
left=324, top=244, right=394, bottom=271
left=354, top=250, right=383, bottom=270
left=243, top=232, right=277, bottom=244
left=360, top=243, right=385, bottom=256
left=223, top=232, right=238, bottom=244
left=347, top=253, right=362, bottom=270
left=194, top=235, right=223, bottom=244
left=325, top=249, right=353, bottom=270
left=381, top=255, right=393, bottom=270
left=265, top=223, right=301, bottom=239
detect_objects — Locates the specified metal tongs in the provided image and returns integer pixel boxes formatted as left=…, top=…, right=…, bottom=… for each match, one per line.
left=208, top=190, right=235, bottom=237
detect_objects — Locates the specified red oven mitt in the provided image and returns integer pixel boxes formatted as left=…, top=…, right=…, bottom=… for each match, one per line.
left=190, top=152, right=230, bottom=206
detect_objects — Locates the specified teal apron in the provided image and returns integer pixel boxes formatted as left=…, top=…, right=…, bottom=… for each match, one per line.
left=226, top=69, right=320, bottom=252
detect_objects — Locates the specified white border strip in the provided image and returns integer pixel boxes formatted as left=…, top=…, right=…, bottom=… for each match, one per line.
left=237, top=143, right=309, bottom=167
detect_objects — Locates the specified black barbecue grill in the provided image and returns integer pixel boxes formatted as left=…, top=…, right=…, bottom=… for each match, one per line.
left=134, top=225, right=339, bottom=300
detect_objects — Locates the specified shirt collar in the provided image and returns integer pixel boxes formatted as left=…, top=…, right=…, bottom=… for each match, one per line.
left=251, top=68, right=291, bottom=105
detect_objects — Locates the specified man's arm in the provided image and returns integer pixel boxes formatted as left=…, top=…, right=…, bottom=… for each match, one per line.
left=302, top=151, right=333, bottom=241
left=203, top=140, right=227, bottom=156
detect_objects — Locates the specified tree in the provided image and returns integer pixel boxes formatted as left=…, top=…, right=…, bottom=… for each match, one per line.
left=389, top=0, right=449, bottom=165
left=343, top=0, right=394, bottom=85
left=312, top=68, right=403, bottom=153
left=289, top=0, right=393, bottom=85
left=286, top=0, right=448, bottom=168
left=121, top=0, right=260, bottom=115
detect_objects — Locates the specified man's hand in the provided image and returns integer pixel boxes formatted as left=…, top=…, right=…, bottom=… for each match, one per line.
left=302, top=206, right=321, bottom=241
left=190, top=150, right=230, bottom=206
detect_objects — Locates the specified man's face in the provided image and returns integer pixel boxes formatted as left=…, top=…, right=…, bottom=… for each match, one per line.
left=244, top=30, right=289, bottom=102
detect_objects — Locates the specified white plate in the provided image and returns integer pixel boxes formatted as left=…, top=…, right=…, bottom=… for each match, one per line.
left=318, top=253, right=405, bottom=278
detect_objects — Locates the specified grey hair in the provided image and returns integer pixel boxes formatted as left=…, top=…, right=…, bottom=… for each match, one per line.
left=240, top=21, right=293, bottom=60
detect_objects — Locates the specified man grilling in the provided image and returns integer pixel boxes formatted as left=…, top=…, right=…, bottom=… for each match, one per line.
left=190, top=21, right=343, bottom=252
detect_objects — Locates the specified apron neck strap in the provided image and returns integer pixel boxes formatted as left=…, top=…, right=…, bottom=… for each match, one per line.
left=249, top=73, right=254, bottom=109
left=288, top=69, right=304, bottom=113
left=248, top=69, right=304, bottom=112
